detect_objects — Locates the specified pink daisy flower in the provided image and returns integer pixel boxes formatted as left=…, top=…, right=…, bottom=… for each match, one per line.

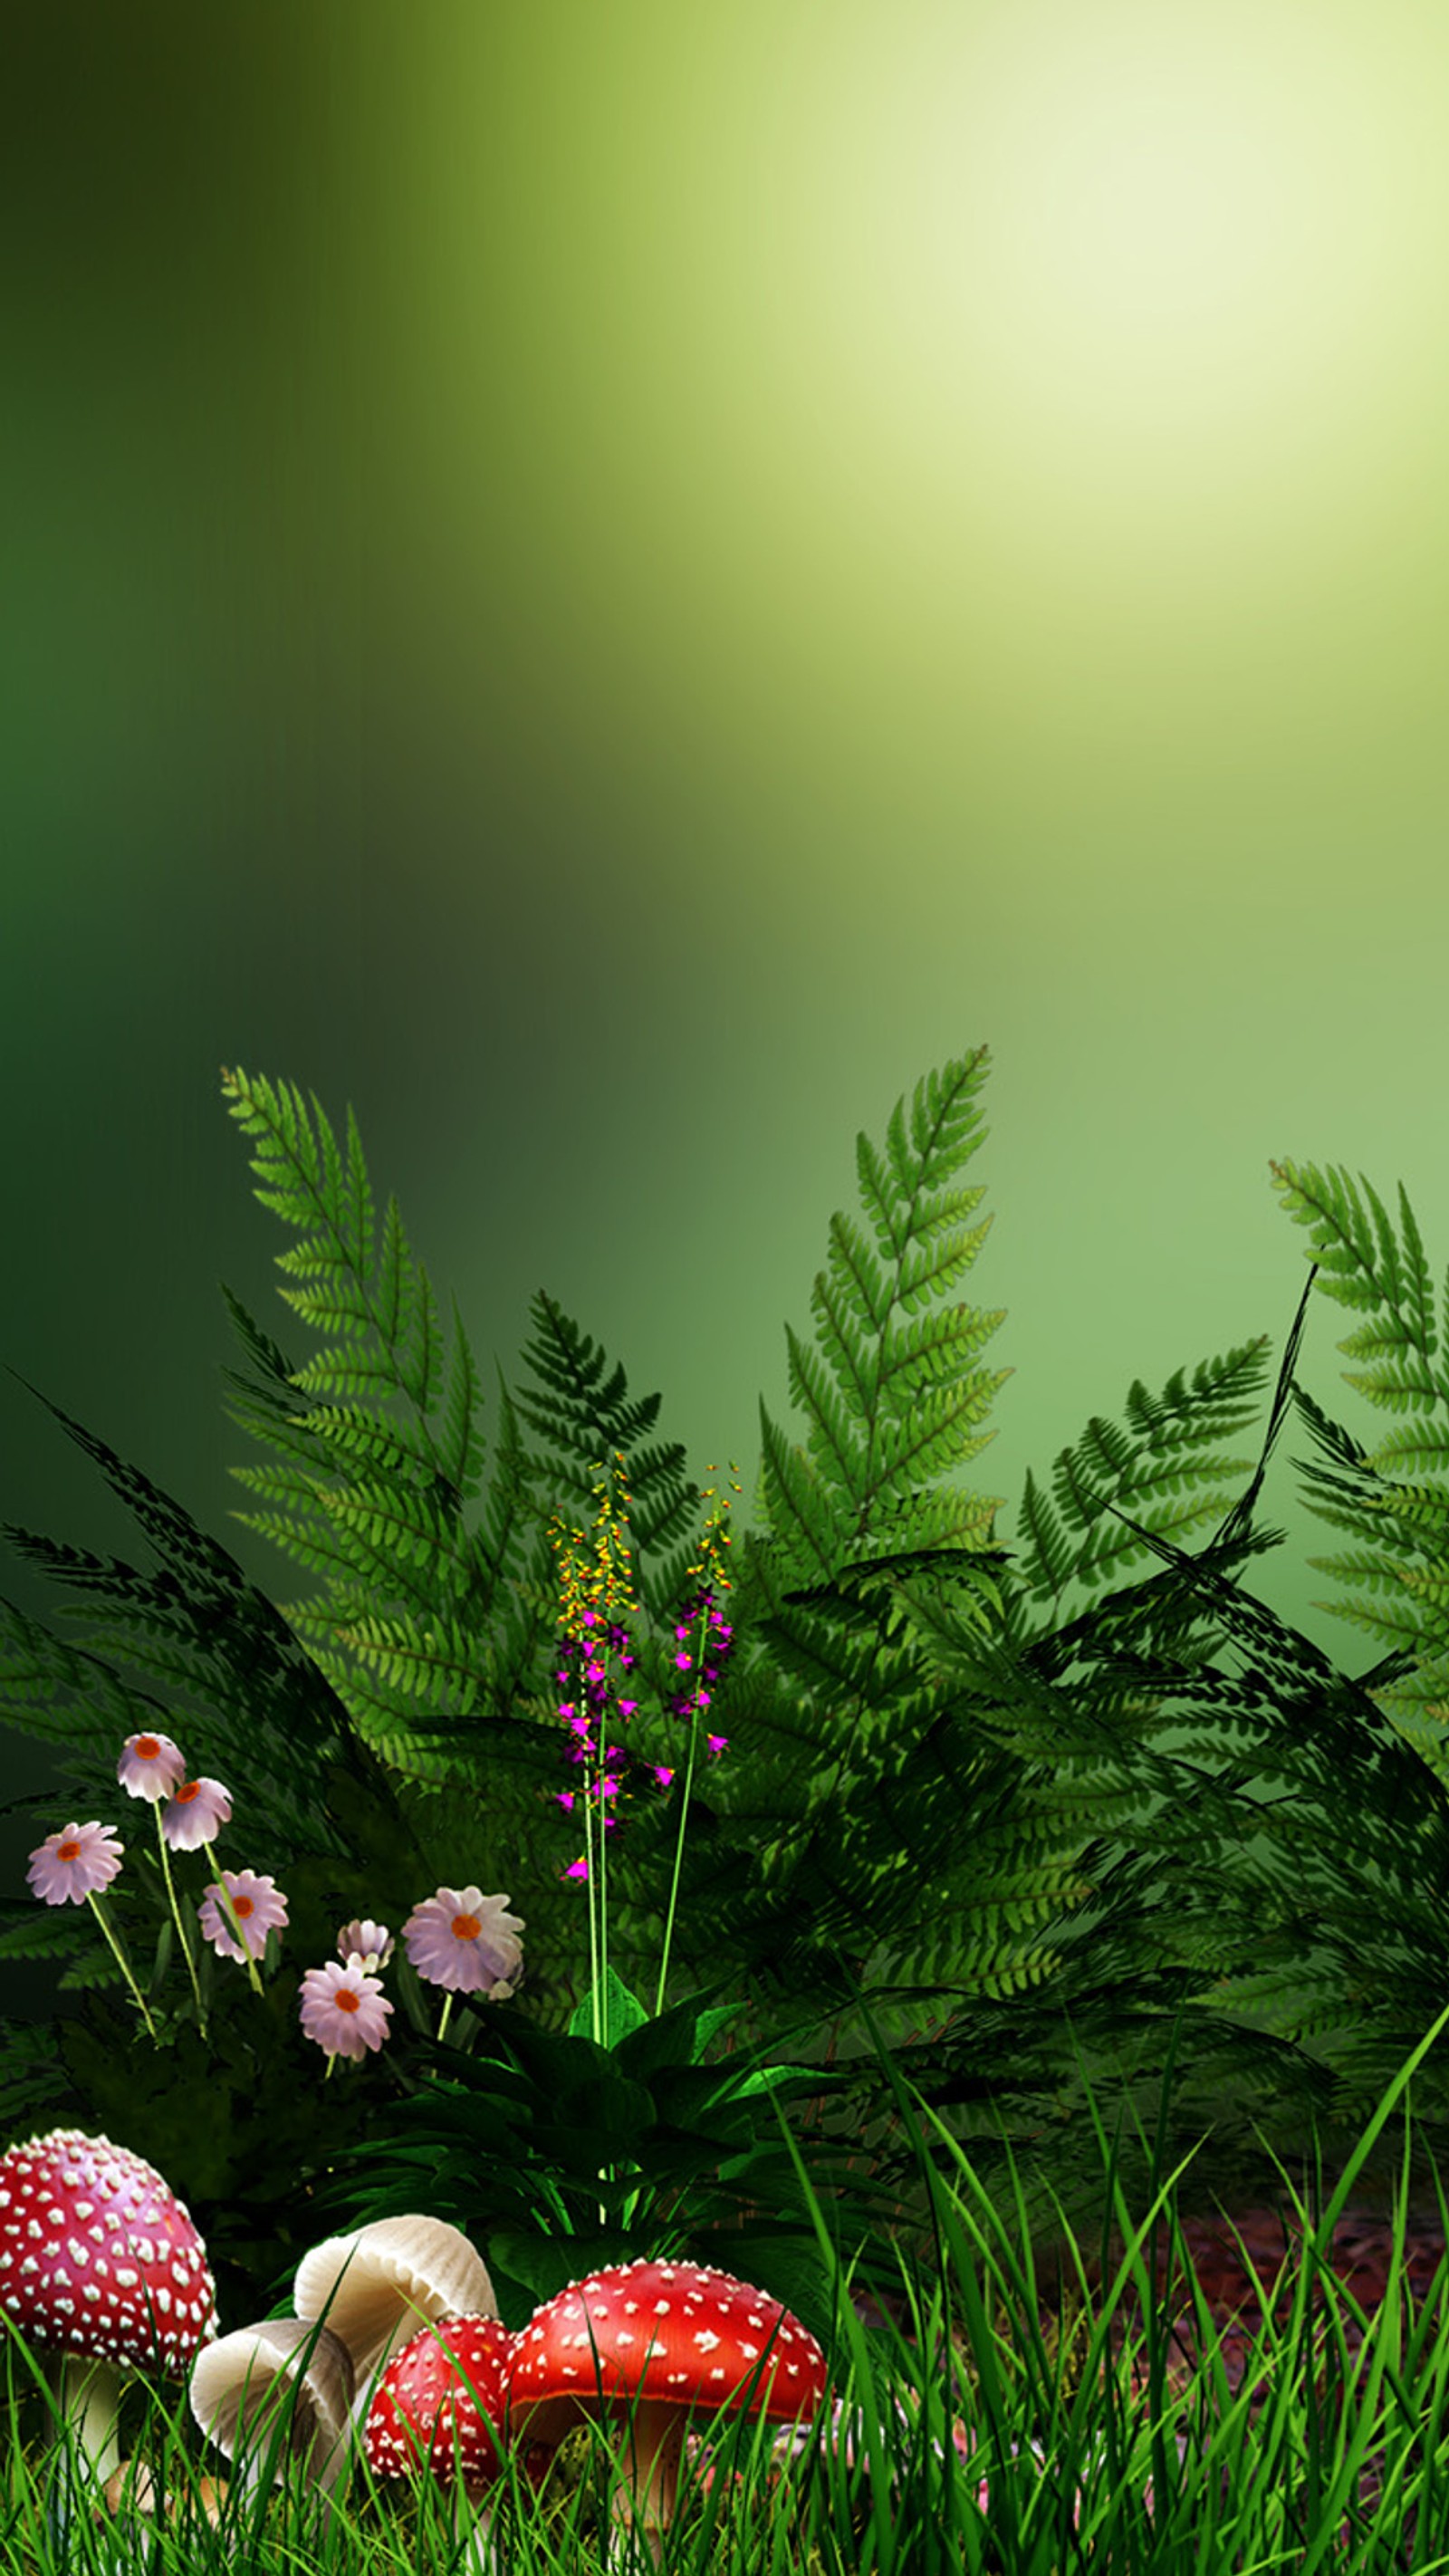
left=27, top=1821, right=124, bottom=1906
left=117, top=1732, right=187, bottom=1802
left=402, top=1887, right=524, bottom=1996
left=337, top=1918, right=393, bottom=1973
left=298, top=1959, right=393, bottom=2062
left=161, top=1776, right=233, bottom=1850
left=198, top=1869, right=289, bottom=1962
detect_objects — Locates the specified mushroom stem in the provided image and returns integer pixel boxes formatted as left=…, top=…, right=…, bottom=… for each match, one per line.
left=454, top=2480, right=506, bottom=2576
left=609, top=2407, right=685, bottom=2567
left=57, top=2352, right=126, bottom=2484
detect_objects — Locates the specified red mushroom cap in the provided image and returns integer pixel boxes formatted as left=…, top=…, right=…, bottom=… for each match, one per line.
left=0, top=2128, right=216, bottom=2376
left=365, top=2314, right=523, bottom=2491
left=506, top=2258, right=829, bottom=2444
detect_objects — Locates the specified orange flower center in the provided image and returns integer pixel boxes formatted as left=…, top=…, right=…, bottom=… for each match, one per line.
left=335, top=1987, right=360, bottom=2013
left=452, top=1914, right=482, bottom=1941
left=176, top=1782, right=201, bottom=1806
left=136, top=1735, right=161, bottom=1761
left=58, top=1840, right=81, bottom=1863
left=233, top=1896, right=254, bottom=1919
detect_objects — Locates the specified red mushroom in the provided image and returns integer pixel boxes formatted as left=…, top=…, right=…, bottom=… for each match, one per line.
left=0, top=2127, right=216, bottom=2485
left=366, top=2314, right=549, bottom=2571
left=506, top=2258, right=830, bottom=2563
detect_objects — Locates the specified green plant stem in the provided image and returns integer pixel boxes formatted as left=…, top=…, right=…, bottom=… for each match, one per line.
left=151, top=1803, right=206, bottom=2030
left=201, top=1839, right=266, bottom=1994
left=592, top=1759, right=609, bottom=2051
left=84, top=1892, right=159, bottom=2042
left=655, top=1720, right=699, bottom=2021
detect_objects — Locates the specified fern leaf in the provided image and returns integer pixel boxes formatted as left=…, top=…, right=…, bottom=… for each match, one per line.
left=374, top=1195, right=417, bottom=1354
left=1004, top=1341, right=1271, bottom=1617
left=0, top=1909, right=98, bottom=1965
left=439, top=1299, right=486, bottom=1503
left=0, top=2019, right=72, bottom=2135
left=1271, top=1160, right=1446, bottom=1379
left=510, top=1292, right=702, bottom=1616
left=753, top=1044, right=1008, bottom=1595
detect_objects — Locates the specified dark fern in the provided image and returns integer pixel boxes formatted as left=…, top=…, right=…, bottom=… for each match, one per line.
left=1271, top=1156, right=1449, bottom=1755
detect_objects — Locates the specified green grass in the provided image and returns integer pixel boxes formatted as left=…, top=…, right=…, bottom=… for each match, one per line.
left=8, top=2022, right=1449, bottom=2576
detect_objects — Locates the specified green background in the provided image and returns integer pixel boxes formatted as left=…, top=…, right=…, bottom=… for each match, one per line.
left=5, top=4, right=1449, bottom=2016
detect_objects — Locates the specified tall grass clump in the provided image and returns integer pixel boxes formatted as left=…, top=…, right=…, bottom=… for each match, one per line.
left=9, top=2004, right=1449, bottom=2573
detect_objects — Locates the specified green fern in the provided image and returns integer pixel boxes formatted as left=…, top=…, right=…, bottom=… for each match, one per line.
left=1271, top=1158, right=1449, bottom=1743
left=220, top=1071, right=552, bottom=1773
left=675, top=1049, right=1279, bottom=2075
left=508, top=1290, right=703, bottom=1622
left=216, top=1071, right=734, bottom=2017
left=18, top=1053, right=1449, bottom=2299
left=740, top=1043, right=1009, bottom=1610
left=1006, top=1341, right=1271, bottom=1626
left=0, top=1380, right=372, bottom=1842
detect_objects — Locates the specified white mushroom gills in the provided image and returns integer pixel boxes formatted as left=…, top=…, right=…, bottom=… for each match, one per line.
left=189, top=2316, right=354, bottom=2497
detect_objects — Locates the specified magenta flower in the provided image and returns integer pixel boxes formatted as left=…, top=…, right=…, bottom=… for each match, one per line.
left=27, top=1821, right=124, bottom=1906
left=298, top=1959, right=393, bottom=2062
left=402, top=1887, right=524, bottom=1996
left=161, top=1776, right=233, bottom=1850
left=117, top=1733, right=187, bottom=1802
left=198, top=1869, right=289, bottom=1962
left=337, top=1917, right=394, bottom=1973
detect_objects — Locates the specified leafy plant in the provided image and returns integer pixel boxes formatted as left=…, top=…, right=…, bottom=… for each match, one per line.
left=8, top=1049, right=1449, bottom=2341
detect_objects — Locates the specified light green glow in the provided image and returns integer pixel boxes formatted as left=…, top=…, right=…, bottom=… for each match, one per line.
left=383, top=1, right=1449, bottom=907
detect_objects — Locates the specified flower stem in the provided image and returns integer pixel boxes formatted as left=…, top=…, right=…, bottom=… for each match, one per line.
left=202, top=1841, right=265, bottom=1994
left=85, top=1893, right=159, bottom=2041
left=152, top=1804, right=206, bottom=2031
left=654, top=1722, right=699, bottom=2020
left=655, top=1470, right=738, bottom=2015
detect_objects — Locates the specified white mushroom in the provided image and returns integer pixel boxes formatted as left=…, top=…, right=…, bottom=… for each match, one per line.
left=293, top=2214, right=496, bottom=2424
left=188, top=2315, right=354, bottom=2498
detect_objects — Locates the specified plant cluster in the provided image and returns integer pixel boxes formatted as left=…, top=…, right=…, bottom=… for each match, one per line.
left=4, top=1044, right=1449, bottom=2352
left=7, top=2017, right=1449, bottom=2573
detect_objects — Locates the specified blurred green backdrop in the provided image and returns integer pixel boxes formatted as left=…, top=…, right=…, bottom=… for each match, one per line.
left=5, top=2, right=1449, bottom=2019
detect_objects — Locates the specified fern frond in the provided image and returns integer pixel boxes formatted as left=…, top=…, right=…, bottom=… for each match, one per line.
left=0, top=1591, right=177, bottom=1754
left=1270, top=1159, right=1446, bottom=1381
left=0, top=1908, right=98, bottom=1965
left=325, top=1610, right=491, bottom=1705
left=0, top=2017, right=72, bottom=2135
left=1003, top=1341, right=1271, bottom=1627
left=220, top=1071, right=473, bottom=1447
left=750, top=1044, right=1009, bottom=1601
left=509, top=1293, right=701, bottom=1618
